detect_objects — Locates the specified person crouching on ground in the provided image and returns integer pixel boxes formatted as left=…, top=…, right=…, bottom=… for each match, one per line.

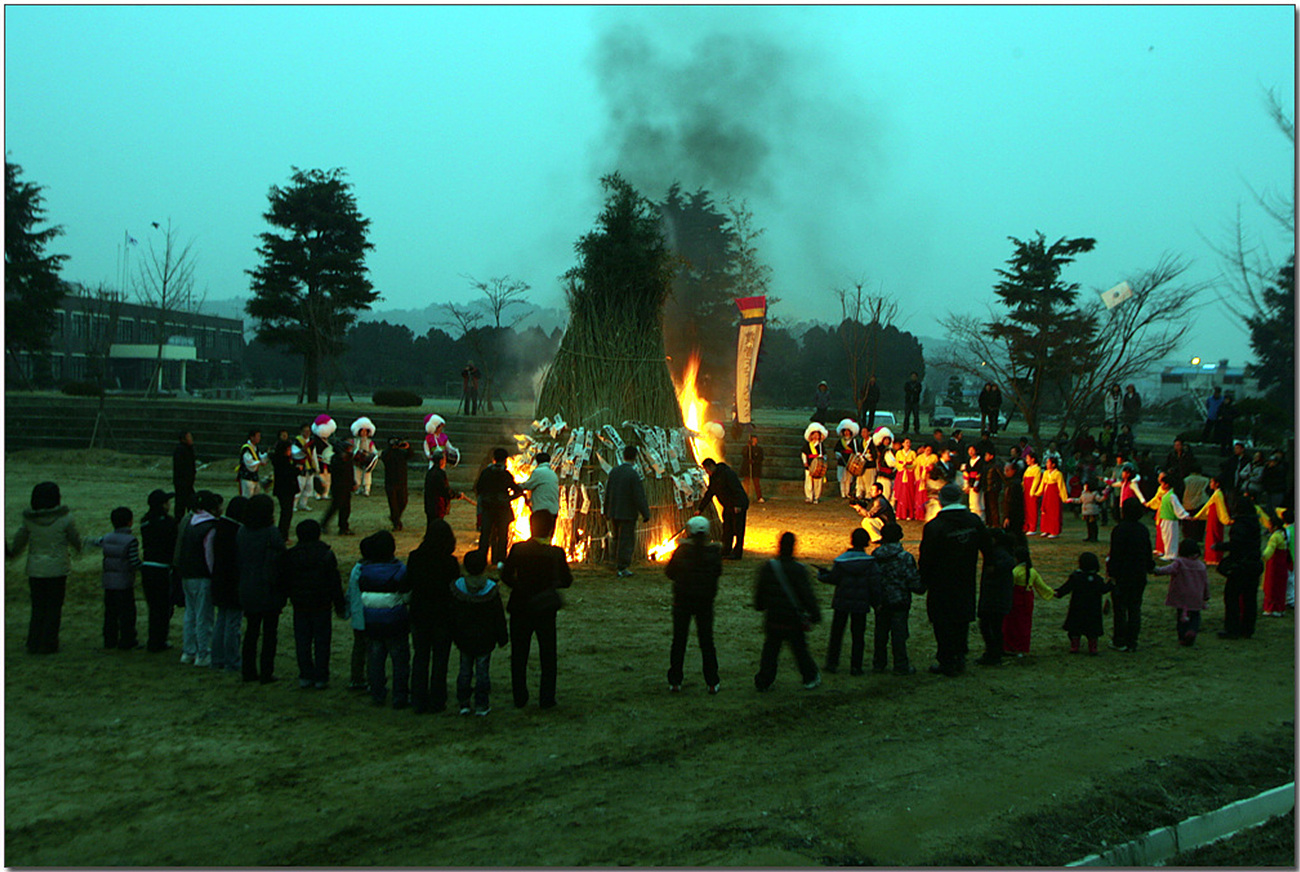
left=753, top=532, right=822, bottom=691
left=450, top=548, right=509, bottom=716
left=280, top=519, right=346, bottom=689
left=665, top=515, right=724, bottom=694
left=1154, top=538, right=1210, bottom=646
left=816, top=527, right=876, bottom=676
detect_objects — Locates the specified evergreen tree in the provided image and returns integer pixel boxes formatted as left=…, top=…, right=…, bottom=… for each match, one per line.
left=246, top=167, right=375, bottom=403
left=1247, top=253, right=1295, bottom=410
left=984, top=232, right=1097, bottom=435
left=5, top=161, right=68, bottom=384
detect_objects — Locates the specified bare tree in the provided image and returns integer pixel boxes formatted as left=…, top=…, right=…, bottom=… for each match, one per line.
left=833, top=279, right=898, bottom=414
left=940, top=255, right=1205, bottom=436
left=463, top=274, right=530, bottom=329
left=135, top=218, right=199, bottom=396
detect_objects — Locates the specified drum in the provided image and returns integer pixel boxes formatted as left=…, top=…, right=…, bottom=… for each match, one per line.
left=445, top=445, right=461, bottom=467
left=808, top=455, right=828, bottom=479
left=846, top=453, right=868, bottom=477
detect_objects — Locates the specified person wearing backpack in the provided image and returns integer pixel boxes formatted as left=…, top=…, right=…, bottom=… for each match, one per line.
left=753, top=532, right=821, bottom=691
left=870, top=522, right=924, bottom=674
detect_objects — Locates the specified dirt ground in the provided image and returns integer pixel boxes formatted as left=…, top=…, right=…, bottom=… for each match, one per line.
left=4, top=450, right=1294, bottom=866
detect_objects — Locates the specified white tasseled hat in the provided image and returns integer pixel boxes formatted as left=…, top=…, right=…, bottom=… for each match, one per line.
left=836, top=418, right=860, bottom=438
left=311, top=415, right=336, bottom=439
left=804, top=422, right=828, bottom=442
left=871, top=426, right=894, bottom=445
left=350, top=416, right=375, bottom=437
left=424, top=413, right=446, bottom=435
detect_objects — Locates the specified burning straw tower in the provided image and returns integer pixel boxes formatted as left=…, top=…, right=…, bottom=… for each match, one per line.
left=519, top=174, right=709, bottom=563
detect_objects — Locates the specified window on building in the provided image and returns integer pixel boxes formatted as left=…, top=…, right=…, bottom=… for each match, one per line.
left=70, top=312, right=89, bottom=339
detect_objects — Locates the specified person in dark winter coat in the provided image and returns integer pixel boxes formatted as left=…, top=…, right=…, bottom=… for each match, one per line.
left=502, top=530, right=574, bottom=709
left=871, top=522, right=923, bottom=674
left=450, top=548, right=509, bottom=716
left=423, top=449, right=462, bottom=524
left=740, top=433, right=766, bottom=503
left=139, top=489, right=179, bottom=652
left=816, top=527, right=877, bottom=676
left=8, top=481, right=84, bottom=655
left=279, top=519, right=345, bottom=688
left=859, top=375, right=882, bottom=431
left=1054, top=552, right=1114, bottom=654
left=475, top=447, right=523, bottom=567
left=699, top=458, right=750, bottom=559
left=1106, top=498, right=1154, bottom=652
left=976, top=528, right=1017, bottom=665
left=407, top=519, right=460, bottom=714
left=172, top=431, right=197, bottom=515
left=349, top=530, right=413, bottom=707
left=89, top=506, right=143, bottom=650
left=919, top=482, right=988, bottom=676
left=209, top=495, right=247, bottom=673
left=665, top=516, right=724, bottom=693
left=270, top=439, right=301, bottom=543
left=1214, top=492, right=1265, bottom=639
left=1000, top=464, right=1025, bottom=534
left=753, top=532, right=822, bottom=691
left=902, top=371, right=923, bottom=433
left=379, top=437, right=415, bottom=531
left=981, top=449, right=1004, bottom=529
left=604, top=445, right=651, bottom=577
left=320, top=440, right=355, bottom=536
left=237, top=494, right=286, bottom=683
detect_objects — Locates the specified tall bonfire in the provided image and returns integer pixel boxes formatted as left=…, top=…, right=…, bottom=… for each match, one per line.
left=507, top=174, right=719, bottom=564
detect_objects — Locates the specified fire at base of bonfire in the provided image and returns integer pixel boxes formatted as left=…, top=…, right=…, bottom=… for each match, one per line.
left=507, top=353, right=724, bottom=564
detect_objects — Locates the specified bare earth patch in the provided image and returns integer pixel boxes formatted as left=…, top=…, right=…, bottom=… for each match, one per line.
left=4, top=450, right=1294, bottom=866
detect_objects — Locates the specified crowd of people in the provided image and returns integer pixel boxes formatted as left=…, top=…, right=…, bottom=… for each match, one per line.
left=6, top=388, right=1293, bottom=704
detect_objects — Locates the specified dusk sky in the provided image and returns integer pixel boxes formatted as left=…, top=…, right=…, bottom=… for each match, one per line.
left=5, top=4, right=1294, bottom=367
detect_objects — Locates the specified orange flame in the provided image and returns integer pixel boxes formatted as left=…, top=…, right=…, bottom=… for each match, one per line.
left=678, top=352, right=724, bottom=464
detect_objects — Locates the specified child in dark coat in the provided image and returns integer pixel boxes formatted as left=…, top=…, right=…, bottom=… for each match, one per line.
left=450, top=548, right=509, bottom=716
left=89, top=506, right=142, bottom=650
left=870, top=522, right=924, bottom=674
left=1054, top=552, right=1114, bottom=654
left=976, top=528, right=1017, bottom=665
left=280, top=519, right=346, bottom=688
left=816, top=527, right=877, bottom=675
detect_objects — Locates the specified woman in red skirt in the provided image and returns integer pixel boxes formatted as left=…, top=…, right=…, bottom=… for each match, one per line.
left=894, top=437, right=917, bottom=520
left=1003, top=543, right=1055, bottom=655
left=1022, top=455, right=1042, bottom=535
left=1262, top=508, right=1293, bottom=616
left=1194, top=477, right=1231, bottom=566
left=1034, top=456, right=1068, bottom=538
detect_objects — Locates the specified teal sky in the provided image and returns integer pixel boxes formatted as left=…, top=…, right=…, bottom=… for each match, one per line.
left=5, top=5, right=1294, bottom=366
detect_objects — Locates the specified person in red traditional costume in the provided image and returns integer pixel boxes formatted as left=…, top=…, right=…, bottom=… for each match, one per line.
left=309, top=415, right=336, bottom=500
left=1261, top=508, right=1293, bottom=616
left=423, top=413, right=460, bottom=469
left=893, top=437, right=918, bottom=520
left=1033, top=456, right=1068, bottom=539
left=350, top=417, right=377, bottom=497
left=1194, top=476, right=1231, bottom=566
left=1021, top=453, right=1042, bottom=535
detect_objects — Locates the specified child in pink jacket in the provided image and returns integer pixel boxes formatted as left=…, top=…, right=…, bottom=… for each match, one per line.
left=1153, top=539, right=1210, bottom=646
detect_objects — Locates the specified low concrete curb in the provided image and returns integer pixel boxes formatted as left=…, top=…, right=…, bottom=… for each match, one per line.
left=1068, top=782, right=1295, bottom=866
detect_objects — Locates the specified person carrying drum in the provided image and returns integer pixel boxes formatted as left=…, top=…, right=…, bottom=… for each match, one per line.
left=802, top=423, right=830, bottom=505
left=833, top=418, right=868, bottom=500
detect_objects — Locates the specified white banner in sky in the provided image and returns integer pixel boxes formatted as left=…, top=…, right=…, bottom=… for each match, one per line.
left=1100, top=281, right=1134, bottom=309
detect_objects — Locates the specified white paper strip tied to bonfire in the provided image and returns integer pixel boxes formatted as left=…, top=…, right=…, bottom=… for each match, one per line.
left=600, top=424, right=626, bottom=455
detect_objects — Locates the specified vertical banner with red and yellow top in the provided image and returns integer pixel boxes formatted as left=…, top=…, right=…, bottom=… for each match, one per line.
left=734, top=295, right=767, bottom=425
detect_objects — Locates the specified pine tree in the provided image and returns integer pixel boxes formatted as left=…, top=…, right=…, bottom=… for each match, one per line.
left=5, top=161, right=68, bottom=384
left=246, top=167, right=375, bottom=403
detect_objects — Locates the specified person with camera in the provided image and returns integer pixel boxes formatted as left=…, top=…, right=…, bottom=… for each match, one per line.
left=852, top=481, right=896, bottom=544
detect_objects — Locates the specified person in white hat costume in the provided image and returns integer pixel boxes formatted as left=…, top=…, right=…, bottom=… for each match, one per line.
left=350, top=417, right=377, bottom=496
